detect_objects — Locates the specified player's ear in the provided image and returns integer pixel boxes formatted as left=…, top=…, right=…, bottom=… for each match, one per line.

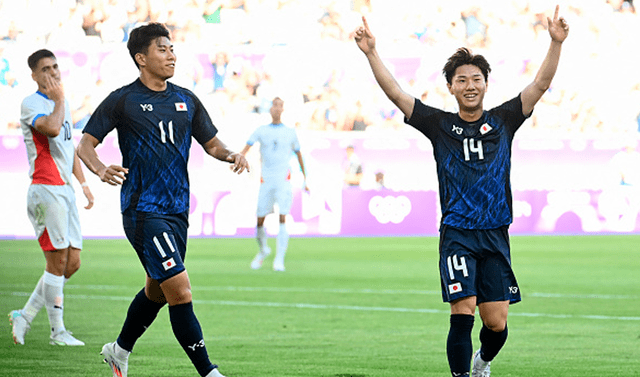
left=135, top=52, right=146, bottom=68
left=447, top=82, right=453, bottom=95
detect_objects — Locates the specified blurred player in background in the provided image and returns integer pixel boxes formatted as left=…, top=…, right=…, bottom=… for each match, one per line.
left=10, top=49, right=94, bottom=347
left=241, top=97, right=308, bottom=272
left=77, top=23, right=248, bottom=377
left=355, top=5, right=569, bottom=377
left=605, top=138, right=640, bottom=230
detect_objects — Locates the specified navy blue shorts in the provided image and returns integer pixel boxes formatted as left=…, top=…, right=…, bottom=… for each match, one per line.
left=439, top=225, right=521, bottom=305
left=123, top=209, right=188, bottom=283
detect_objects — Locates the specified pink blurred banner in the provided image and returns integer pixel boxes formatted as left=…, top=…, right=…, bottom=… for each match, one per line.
left=1, top=135, right=639, bottom=238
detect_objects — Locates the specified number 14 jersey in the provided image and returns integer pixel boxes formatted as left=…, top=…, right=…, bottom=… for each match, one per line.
left=405, top=95, right=529, bottom=230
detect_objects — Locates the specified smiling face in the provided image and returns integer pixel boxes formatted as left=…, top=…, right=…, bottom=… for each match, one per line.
left=137, top=37, right=176, bottom=81
left=447, top=64, right=487, bottom=114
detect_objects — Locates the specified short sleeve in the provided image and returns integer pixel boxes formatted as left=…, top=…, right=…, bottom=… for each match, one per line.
left=404, top=98, right=444, bottom=140
left=190, top=94, right=218, bottom=145
left=83, top=91, right=122, bottom=143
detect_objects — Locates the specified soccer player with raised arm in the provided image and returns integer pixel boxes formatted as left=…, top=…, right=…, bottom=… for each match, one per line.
left=9, top=49, right=94, bottom=347
left=241, top=97, right=308, bottom=272
left=77, top=23, right=249, bottom=377
left=355, top=5, right=569, bottom=377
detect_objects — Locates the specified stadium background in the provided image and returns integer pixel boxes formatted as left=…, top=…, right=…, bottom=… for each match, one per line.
left=1, top=0, right=639, bottom=238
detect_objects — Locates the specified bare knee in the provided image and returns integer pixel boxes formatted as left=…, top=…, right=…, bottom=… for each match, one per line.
left=146, top=278, right=168, bottom=304
left=63, top=248, right=82, bottom=278
left=44, top=249, right=68, bottom=276
left=478, top=302, right=509, bottom=332
left=65, top=259, right=81, bottom=278
left=483, top=319, right=507, bottom=332
left=160, top=272, right=193, bottom=306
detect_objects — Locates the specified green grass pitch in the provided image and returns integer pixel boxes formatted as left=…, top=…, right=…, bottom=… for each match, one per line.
left=1, top=235, right=639, bottom=376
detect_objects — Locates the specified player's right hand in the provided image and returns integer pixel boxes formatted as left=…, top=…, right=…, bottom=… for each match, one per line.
left=41, top=74, right=64, bottom=103
left=99, top=165, right=128, bottom=186
left=354, top=16, right=376, bottom=54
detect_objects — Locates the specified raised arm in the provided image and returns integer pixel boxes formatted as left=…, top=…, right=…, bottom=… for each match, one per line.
left=77, top=133, right=128, bottom=186
left=521, top=5, right=569, bottom=116
left=202, top=136, right=250, bottom=174
left=354, top=16, right=414, bottom=119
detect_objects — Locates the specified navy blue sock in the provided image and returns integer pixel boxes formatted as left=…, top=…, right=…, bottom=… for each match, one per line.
left=117, top=288, right=165, bottom=352
left=479, top=323, right=508, bottom=362
left=447, top=314, right=474, bottom=376
left=169, top=302, right=216, bottom=377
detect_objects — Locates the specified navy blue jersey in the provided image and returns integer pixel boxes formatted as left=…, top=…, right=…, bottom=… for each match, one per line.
left=83, top=79, right=217, bottom=214
left=405, top=95, right=529, bottom=229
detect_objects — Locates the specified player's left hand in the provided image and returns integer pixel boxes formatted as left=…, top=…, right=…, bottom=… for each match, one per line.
left=547, top=5, right=569, bottom=43
left=82, top=185, right=94, bottom=209
left=228, top=152, right=250, bottom=174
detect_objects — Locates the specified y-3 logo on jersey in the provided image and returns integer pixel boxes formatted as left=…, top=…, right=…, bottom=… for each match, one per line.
left=140, top=104, right=153, bottom=111
left=451, top=125, right=463, bottom=135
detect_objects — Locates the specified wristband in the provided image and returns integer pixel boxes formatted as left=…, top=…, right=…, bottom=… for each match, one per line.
left=81, top=182, right=89, bottom=188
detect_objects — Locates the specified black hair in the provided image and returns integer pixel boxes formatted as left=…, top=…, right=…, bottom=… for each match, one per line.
left=442, top=47, right=491, bottom=85
left=27, top=49, right=55, bottom=71
left=127, top=23, right=171, bottom=69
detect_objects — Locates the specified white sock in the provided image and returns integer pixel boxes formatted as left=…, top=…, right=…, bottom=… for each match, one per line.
left=22, top=274, right=46, bottom=323
left=43, top=271, right=66, bottom=334
left=256, top=226, right=268, bottom=252
left=276, top=223, right=289, bottom=261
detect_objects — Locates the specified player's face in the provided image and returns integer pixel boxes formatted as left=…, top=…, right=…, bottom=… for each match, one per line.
left=270, top=98, right=284, bottom=120
left=142, top=37, right=176, bottom=80
left=447, top=64, right=487, bottom=112
left=31, top=57, right=60, bottom=86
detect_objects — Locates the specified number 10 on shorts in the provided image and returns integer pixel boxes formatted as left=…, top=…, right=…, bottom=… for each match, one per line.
left=447, top=255, right=469, bottom=280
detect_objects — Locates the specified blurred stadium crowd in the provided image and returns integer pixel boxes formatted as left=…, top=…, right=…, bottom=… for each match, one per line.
left=0, top=0, right=639, bottom=138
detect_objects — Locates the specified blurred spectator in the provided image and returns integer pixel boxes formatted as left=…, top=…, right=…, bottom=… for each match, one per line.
left=0, top=1, right=639, bottom=136
left=343, top=145, right=363, bottom=187
left=374, top=171, right=385, bottom=190
left=210, top=51, right=229, bottom=92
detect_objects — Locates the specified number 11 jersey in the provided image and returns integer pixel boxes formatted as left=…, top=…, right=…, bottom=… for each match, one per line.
left=83, top=79, right=218, bottom=215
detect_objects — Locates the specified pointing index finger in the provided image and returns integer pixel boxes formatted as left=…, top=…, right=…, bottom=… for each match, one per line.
left=553, top=4, right=559, bottom=22
left=362, top=15, right=370, bottom=32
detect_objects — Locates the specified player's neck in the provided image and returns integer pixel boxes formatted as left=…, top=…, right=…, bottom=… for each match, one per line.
left=139, top=72, right=168, bottom=92
left=458, top=108, right=483, bottom=123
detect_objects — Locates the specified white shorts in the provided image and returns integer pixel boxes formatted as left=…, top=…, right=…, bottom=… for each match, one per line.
left=257, top=179, right=293, bottom=217
left=27, top=184, right=82, bottom=251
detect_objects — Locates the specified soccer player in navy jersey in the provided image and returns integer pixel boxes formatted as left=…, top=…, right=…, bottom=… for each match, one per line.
left=77, top=23, right=249, bottom=377
left=355, top=5, right=569, bottom=377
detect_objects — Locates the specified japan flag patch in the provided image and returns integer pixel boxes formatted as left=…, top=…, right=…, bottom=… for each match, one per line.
left=479, top=123, right=492, bottom=135
left=175, top=102, right=187, bottom=111
left=162, top=258, right=176, bottom=271
left=448, top=282, right=462, bottom=295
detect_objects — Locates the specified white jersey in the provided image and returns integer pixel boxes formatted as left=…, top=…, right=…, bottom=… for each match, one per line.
left=247, top=123, right=300, bottom=181
left=20, top=92, right=75, bottom=186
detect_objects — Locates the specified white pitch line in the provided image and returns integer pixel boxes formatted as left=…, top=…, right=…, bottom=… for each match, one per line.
left=1, top=283, right=637, bottom=300
left=2, top=291, right=639, bottom=321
